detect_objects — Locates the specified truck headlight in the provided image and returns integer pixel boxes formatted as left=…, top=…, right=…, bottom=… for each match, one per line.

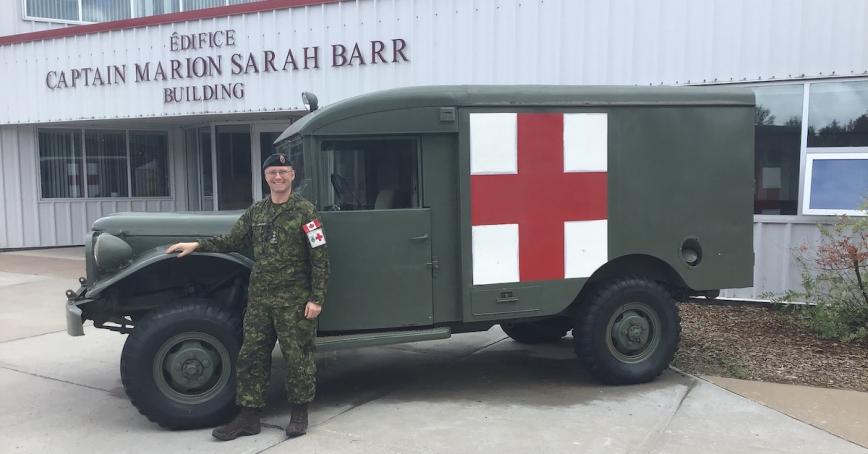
left=94, top=233, right=133, bottom=271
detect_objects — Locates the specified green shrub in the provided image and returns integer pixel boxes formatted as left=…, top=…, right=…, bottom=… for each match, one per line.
left=771, top=202, right=868, bottom=343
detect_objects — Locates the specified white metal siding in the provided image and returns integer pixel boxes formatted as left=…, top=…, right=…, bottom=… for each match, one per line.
left=1, top=1, right=70, bottom=37
left=1, top=0, right=867, bottom=125
left=0, top=124, right=186, bottom=249
left=721, top=216, right=836, bottom=299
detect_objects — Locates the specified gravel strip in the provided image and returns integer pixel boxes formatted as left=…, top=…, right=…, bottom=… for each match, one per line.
left=672, top=302, right=868, bottom=392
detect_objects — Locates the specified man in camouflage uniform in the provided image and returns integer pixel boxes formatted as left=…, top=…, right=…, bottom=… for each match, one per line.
left=165, top=152, right=329, bottom=441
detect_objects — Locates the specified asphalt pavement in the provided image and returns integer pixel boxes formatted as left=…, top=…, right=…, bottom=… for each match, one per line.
left=0, top=247, right=865, bottom=454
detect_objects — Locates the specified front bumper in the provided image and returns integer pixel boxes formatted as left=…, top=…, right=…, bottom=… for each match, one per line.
left=65, top=285, right=88, bottom=337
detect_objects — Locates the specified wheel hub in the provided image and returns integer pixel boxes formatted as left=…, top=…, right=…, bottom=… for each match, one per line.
left=162, top=339, right=221, bottom=393
left=608, top=306, right=658, bottom=360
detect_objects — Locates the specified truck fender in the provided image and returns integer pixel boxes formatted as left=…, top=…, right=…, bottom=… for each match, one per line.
left=85, top=248, right=253, bottom=299
left=574, top=254, right=688, bottom=304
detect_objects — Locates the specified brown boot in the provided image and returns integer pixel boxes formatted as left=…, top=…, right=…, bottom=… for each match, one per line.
left=212, top=407, right=262, bottom=441
left=285, top=403, right=309, bottom=438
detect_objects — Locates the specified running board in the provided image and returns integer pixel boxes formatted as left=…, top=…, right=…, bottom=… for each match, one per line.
left=315, top=327, right=452, bottom=352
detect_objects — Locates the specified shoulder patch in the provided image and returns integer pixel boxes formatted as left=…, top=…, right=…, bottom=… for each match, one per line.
left=303, top=219, right=326, bottom=248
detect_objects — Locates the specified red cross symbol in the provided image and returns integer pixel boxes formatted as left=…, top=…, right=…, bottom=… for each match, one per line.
left=471, top=113, right=607, bottom=282
left=315, top=232, right=324, bottom=241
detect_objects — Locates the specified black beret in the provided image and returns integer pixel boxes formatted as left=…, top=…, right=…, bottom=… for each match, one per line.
left=262, top=153, right=293, bottom=170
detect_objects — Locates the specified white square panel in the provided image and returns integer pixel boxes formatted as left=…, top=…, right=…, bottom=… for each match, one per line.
left=564, top=113, right=608, bottom=172
left=470, top=113, right=517, bottom=175
left=472, top=224, right=519, bottom=285
left=564, top=220, right=608, bottom=278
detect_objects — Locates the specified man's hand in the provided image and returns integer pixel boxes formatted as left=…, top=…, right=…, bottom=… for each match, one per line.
left=165, top=242, right=199, bottom=258
left=304, top=302, right=322, bottom=320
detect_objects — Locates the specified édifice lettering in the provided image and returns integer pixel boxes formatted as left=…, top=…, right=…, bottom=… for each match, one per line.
left=170, top=29, right=236, bottom=52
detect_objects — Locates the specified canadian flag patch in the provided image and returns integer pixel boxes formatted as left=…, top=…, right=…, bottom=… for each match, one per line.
left=302, top=219, right=326, bottom=248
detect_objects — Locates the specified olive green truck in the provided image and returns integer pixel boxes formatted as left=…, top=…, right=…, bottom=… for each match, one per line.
left=65, top=85, right=755, bottom=429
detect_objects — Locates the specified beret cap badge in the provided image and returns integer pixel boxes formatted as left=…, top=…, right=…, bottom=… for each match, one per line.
left=262, top=152, right=291, bottom=169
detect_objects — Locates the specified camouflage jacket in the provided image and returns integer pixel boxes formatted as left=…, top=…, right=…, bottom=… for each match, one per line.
left=198, top=193, right=329, bottom=306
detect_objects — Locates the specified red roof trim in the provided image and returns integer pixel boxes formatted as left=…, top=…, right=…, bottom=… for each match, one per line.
left=0, top=0, right=341, bottom=46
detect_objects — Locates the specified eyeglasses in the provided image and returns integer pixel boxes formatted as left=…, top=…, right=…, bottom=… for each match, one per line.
left=265, top=169, right=293, bottom=177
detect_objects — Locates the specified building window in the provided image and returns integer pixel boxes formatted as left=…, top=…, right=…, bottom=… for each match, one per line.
left=38, top=129, right=84, bottom=198
left=183, top=0, right=226, bottom=8
left=808, top=81, right=868, bottom=147
left=26, top=0, right=79, bottom=21
left=802, top=80, right=868, bottom=216
left=134, top=0, right=181, bottom=17
left=803, top=153, right=868, bottom=215
left=130, top=132, right=170, bottom=197
left=25, top=0, right=258, bottom=23
left=38, top=128, right=170, bottom=199
left=85, top=130, right=129, bottom=197
left=82, top=0, right=132, bottom=22
left=752, top=84, right=804, bottom=215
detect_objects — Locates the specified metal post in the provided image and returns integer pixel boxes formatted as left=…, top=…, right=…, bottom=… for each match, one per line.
left=210, top=124, right=218, bottom=211
left=126, top=130, right=132, bottom=198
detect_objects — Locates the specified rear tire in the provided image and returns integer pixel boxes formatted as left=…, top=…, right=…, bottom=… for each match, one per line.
left=501, top=318, right=571, bottom=344
left=121, top=299, right=242, bottom=429
left=574, top=277, right=680, bottom=384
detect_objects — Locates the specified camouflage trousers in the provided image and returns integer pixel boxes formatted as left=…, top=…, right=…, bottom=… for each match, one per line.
left=235, top=299, right=316, bottom=408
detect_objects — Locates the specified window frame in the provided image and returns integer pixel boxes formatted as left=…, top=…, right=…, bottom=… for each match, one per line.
left=21, top=0, right=251, bottom=25
left=316, top=135, right=423, bottom=212
left=750, top=82, right=806, bottom=216
left=37, top=128, right=85, bottom=199
left=801, top=150, right=868, bottom=216
left=36, top=126, right=174, bottom=201
left=21, top=0, right=86, bottom=24
left=729, top=77, right=868, bottom=217
left=799, top=80, right=868, bottom=216
left=128, top=129, right=173, bottom=198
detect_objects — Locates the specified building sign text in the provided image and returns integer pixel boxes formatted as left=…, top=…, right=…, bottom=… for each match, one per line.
left=43, top=29, right=410, bottom=104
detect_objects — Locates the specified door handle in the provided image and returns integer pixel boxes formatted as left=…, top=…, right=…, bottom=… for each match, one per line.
left=410, top=234, right=429, bottom=241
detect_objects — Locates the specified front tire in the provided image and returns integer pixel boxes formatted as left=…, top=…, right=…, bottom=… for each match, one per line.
left=574, top=277, right=681, bottom=385
left=120, top=299, right=242, bottom=429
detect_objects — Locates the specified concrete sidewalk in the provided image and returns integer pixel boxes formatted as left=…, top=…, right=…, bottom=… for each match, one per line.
left=705, top=376, right=868, bottom=449
left=0, top=247, right=865, bottom=453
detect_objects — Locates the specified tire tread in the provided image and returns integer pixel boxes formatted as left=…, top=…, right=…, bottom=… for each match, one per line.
left=120, top=300, right=242, bottom=429
left=574, top=276, right=681, bottom=385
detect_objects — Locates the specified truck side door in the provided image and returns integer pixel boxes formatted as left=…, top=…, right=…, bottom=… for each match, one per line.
left=315, top=137, right=434, bottom=332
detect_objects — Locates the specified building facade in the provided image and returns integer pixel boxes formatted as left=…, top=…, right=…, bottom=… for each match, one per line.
left=1, top=0, right=867, bottom=299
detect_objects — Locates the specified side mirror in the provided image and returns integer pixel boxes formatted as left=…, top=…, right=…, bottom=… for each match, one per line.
left=301, top=92, right=318, bottom=111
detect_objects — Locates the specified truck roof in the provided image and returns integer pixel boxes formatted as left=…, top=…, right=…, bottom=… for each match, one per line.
left=275, top=84, right=755, bottom=143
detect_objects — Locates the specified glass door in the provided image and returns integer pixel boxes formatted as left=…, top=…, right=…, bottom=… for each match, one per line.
left=252, top=123, right=290, bottom=201
left=215, top=124, right=252, bottom=210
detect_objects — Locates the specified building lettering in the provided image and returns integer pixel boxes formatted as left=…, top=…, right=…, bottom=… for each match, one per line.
left=170, top=30, right=236, bottom=52
left=43, top=30, right=410, bottom=104
left=164, top=83, right=245, bottom=103
left=45, top=65, right=127, bottom=89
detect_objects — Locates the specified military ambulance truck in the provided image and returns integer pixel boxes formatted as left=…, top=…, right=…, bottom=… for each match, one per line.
left=65, top=85, right=754, bottom=429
